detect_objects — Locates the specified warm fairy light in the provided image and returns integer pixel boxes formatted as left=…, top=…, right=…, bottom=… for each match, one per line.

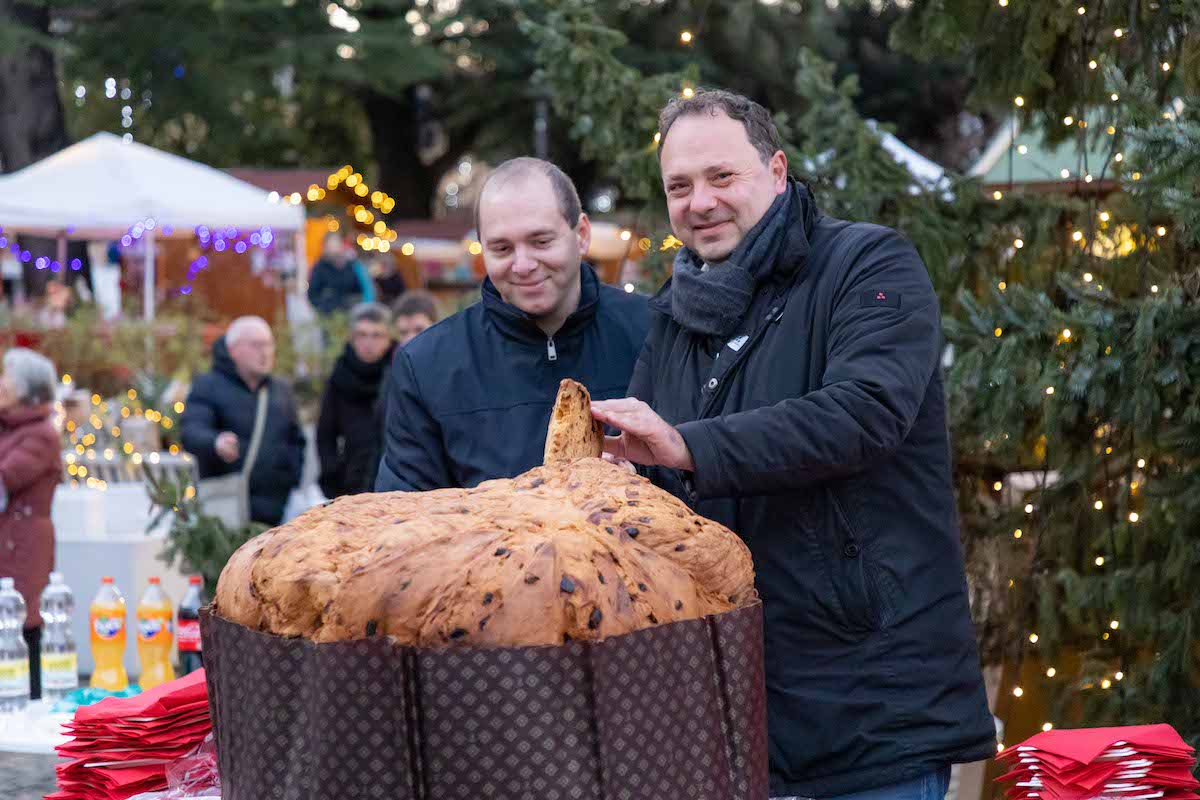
left=91, top=393, right=101, bottom=406
left=1013, top=96, right=1025, bottom=107
left=1137, top=459, right=1146, bottom=469
left=680, top=30, right=693, bottom=43
left=62, top=374, right=72, bottom=385
left=682, top=87, right=695, bottom=98
left=1045, top=386, right=1055, bottom=395
left=1062, top=328, right=1072, bottom=339
left=994, top=327, right=1003, bottom=337
left=1156, top=226, right=1167, bottom=237
left=1162, top=62, right=1171, bottom=71
left=1095, top=500, right=1104, bottom=510
left=1017, top=145, right=1028, bottom=154
left=1088, top=60, right=1098, bottom=70
left=1084, top=273, right=1094, bottom=282
left=998, top=281, right=1008, bottom=290
left=1115, top=671, right=1124, bottom=681
left=653, top=132, right=662, bottom=144
left=1043, top=722, right=1054, bottom=732
left=993, top=190, right=1003, bottom=200
left=1151, top=285, right=1159, bottom=293
left=1014, top=529, right=1023, bottom=539
left=1113, top=28, right=1123, bottom=37
left=1013, top=686, right=1024, bottom=697
left=1099, top=211, right=1110, bottom=222
left=1047, top=667, right=1057, bottom=677
left=1095, top=556, right=1105, bottom=566
left=1014, top=238, right=1025, bottom=248
left=1061, top=168, right=1070, bottom=178
left=1025, top=504, right=1035, bottom=514
left=1110, top=620, right=1120, bottom=630
left=1129, top=512, right=1139, bottom=523
left=1101, top=678, right=1112, bottom=689
left=1029, top=633, right=1039, bottom=643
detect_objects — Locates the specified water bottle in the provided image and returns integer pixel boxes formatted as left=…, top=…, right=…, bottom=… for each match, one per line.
left=0, top=577, right=30, bottom=712
left=177, top=576, right=207, bottom=675
left=40, top=573, right=79, bottom=702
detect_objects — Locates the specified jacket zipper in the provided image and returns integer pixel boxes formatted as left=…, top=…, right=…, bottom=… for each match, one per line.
left=546, top=337, right=558, bottom=362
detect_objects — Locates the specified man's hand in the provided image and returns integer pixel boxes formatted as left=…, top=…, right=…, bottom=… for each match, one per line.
left=591, top=398, right=695, bottom=472
left=214, top=431, right=240, bottom=464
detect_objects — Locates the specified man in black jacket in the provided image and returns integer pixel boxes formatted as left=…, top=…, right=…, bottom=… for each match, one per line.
left=181, top=316, right=306, bottom=525
left=592, top=90, right=995, bottom=799
left=317, top=302, right=396, bottom=497
left=375, top=157, right=649, bottom=491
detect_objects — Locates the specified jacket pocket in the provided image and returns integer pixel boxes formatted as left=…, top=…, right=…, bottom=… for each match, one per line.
left=821, top=487, right=890, bottom=634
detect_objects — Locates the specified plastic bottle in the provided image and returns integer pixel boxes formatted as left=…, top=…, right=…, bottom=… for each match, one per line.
left=136, top=577, right=175, bottom=689
left=89, top=577, right=129, bottom=691
left=40, top=572, right=79, bottom=702
left=177, top=576, right=206, bottom=676
left=0, top=577, right=30, bottom=712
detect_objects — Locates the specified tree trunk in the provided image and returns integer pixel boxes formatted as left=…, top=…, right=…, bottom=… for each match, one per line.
left=0, top=1, right=71, bottom=298
left=361, top=88, right=441, bottom=220
left=0, top=1, right=68, bottom=172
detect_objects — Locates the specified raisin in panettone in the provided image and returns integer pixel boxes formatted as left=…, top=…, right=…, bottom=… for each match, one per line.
left=214, top=382, right=757, bottom=647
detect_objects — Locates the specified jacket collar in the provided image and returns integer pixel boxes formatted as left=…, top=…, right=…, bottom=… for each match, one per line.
left=481, top=262, right=601, bottom=343
left=0, top=404, right=51, bottom=430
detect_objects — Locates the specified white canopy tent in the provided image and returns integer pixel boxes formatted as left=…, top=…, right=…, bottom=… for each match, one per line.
left=0, top=132, right=306, bottom=318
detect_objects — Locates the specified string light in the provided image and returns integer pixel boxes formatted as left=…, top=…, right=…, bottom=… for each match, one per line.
left=1029, top=633, right=1039, bottom=643
left=1017, top=145, right=1028, bottom=154
left=1129, top=512, right=1139, bottom=523
left=1063, top=116, right=1074, bottom=126
left=679, top=30, right=693, bottom=43
left=1072, top=231, right=1083, bottom=241
left=1113, top=28, right=1123, bottom=37
left=1046, top=667, right=1057, bottom=677
left=1025, top=503, right=1035, bottom=514
left=1060, top=168, right=1070, bottom=178
left=993, top=190, right=1003, bottom=200
left=994, top=481, right=1003, bottom=491
left=1101, top=678, right=1112, bottom=688
left=1045, top=386, right=1055, bottom=395
left=1013, top=96, right=1025, bottom=107
left=1111, top=93, right=1119, bottom=102
left=1014, top=528, right=1023, bottom=539
left=1062, top=328, right=1072, bottom=339
left=1043, top=722, right=1054, bottom=732
left=1110, top=620, right=1120, bottom=630
left=1151, top=285, right=1159, bottom=293
left=1014, top=238, right=1025, bottom=248
left=994, top=327, right=1003, bottom=337
left=1013, top=686, right=1024, bottom=697
left=1094, top=500, right=1104, bottom=510
left=1115, top=671, right=1124, bottom=681
left=1077, top=5, right=1085, bottom=12
left=1084, top=272, right=1094, bottom=282
left=1088, top=60, right=1097, bottom=70
left=1161, top=62, right=1171, bottom=71
left=1095, top=556, right=1105, bottom=566
left=1156, top=226, right=1167, bottom=236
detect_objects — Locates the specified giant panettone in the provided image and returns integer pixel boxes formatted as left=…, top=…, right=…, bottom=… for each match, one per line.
left=214, top=381, right=757, bottom=648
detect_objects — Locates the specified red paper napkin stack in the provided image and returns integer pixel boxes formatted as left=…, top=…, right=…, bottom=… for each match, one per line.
left=998, top=724, right=1199, bottom=800
left=46, top=670, right=212, bottom=800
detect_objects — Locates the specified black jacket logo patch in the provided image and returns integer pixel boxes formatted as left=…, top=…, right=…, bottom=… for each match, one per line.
left=860, top=290, right=901, bottom=309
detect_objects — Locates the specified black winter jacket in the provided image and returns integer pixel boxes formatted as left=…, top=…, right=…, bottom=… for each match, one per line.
left=317, top=342, right=394, bottom=498
left=632, top=189, right=995, bottom=797
left=375, top=264, right=649, bottom=491
left=180, top=338, right=306, bottom=526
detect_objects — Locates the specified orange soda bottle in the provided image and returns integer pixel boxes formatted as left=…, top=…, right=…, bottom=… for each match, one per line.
left=136, top=577, right=175, bottom=689
left=89, top=577, right=129, bottom=691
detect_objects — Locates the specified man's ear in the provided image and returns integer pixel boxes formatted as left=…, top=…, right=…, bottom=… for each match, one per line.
left=575, top=212, right=592, bottom=256
left=771, top=150, right=789, bottom=193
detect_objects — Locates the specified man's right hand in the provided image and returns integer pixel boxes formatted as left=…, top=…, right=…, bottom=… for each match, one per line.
left=215, top=432, right=240, bottom=463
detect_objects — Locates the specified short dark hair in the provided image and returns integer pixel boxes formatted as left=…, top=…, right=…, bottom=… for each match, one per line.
left=393, top=289, right=439, bottom=322
left=657, top=89, right=783, bottom=164
left=475, top=157, right=582, bottom=236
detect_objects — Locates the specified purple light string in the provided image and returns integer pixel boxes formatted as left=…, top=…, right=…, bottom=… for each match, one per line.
left=0, top=221, right=276, bottom=297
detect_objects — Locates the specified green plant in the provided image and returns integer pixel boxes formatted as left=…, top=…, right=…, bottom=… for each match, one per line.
left=143, top=468, right=266, bottom=591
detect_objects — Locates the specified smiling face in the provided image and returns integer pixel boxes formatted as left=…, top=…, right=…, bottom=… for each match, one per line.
left=478, top=171, right=590, bottom=332
left=659, top=109, right=788, bottom=262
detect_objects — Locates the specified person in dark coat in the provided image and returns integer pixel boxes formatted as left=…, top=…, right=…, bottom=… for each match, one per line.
left=368, top=253, right=408, bottom=307
left=317, top=302, right=395, bottom=498
left=307, top=232, right=376, bottom=315
left=592, top=90, right=995, bottom=800
left=375, top=157, right=649, bottom=491
left=0, top=348, right=62, bottom=700
left=181, top=316, right=306, bottom=526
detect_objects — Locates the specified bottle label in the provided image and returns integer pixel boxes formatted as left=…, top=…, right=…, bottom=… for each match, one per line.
left=137, top=616, right=173, bottom=643
left=0, top=658, right=29, bottom=697
left=92, top=613, right=124, bottom=640
left=177, top=619, right=202, bottom=652
left=41, top=652, right=79, bottom=690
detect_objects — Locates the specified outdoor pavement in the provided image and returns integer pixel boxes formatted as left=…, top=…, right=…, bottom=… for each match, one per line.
left=0, top=751, right=59, bottom=799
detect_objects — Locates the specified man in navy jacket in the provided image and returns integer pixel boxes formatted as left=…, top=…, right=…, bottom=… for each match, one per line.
left=593, top=90, right=995, bottom=800
left=375, top=158, right=649, bottom=491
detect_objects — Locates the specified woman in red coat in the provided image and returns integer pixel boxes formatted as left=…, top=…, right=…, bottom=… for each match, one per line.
left=0, top=347, right=62, bottom=700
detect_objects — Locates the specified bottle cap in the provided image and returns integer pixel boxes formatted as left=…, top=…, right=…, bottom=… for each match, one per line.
left=148, top=577, right=161, bottom=585
left=189, top=576, right=203, bottom=585
left=49, top=572, right=64, bottom=583
left=101, top=576, right=114, bottom=584
left=0, top=577, right=13, bottom=590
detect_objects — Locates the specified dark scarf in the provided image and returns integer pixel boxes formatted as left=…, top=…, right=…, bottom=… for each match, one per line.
left=329, top=342, right=394, bottom=404
left=669, top=180, right=816, bottom=338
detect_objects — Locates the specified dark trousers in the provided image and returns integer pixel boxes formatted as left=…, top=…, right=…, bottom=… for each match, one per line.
left=24, top=626, right=41, bottom=700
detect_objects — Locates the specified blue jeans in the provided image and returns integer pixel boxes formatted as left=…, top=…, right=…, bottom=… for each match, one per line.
left=774, top=766, right=952, bottom=800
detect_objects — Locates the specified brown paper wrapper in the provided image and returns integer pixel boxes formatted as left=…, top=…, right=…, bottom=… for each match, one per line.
left=201, top=602, right=768, bottom=799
